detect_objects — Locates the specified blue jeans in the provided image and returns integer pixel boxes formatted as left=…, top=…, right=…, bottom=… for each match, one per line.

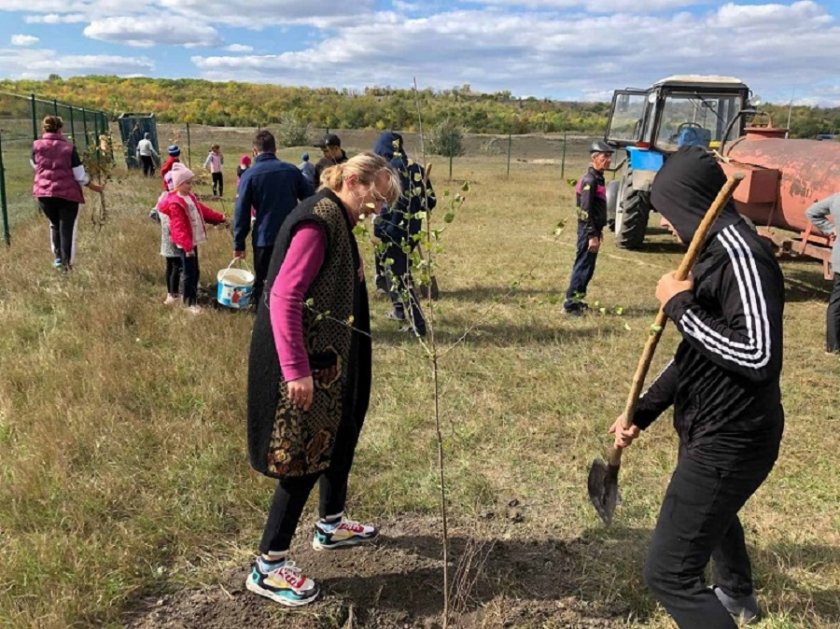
left=564, top=223, right=598, bottom=311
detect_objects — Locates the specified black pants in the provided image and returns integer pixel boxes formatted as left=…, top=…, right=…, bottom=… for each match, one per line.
left=141, top=155, right=155, bottom=177
left=258, top=409, right=365, bottom=554
left=252, top=245, right=274, bottom=311
left=644, top=447, right=778, bottom=629
left=39, top=197, right=79, bottom=267
left=564, top=222, right=598, bottom=311
left=165, top=256, right=183, bottom=295
left=827, top=272, right=840, bottom=352
left=212, top=172, right=224, bottom=197
left=179, top=248, right=200, bottom=306
left=384, top=242, right=426, bottom=334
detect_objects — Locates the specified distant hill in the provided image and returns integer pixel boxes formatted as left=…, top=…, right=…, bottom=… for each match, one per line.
left=1, top=76, right=838, bottom=139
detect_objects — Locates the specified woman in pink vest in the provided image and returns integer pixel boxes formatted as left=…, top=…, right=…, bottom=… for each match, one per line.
left=32, top=115, right=104, bottom=271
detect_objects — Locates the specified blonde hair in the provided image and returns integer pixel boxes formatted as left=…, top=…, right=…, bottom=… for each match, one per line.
left=42, top=116, right=63, bottom=133
left=320, top=152, right=401, bottom=205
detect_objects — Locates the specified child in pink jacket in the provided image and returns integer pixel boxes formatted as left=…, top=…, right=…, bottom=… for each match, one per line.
left=160, top=167, right=226, bottom=313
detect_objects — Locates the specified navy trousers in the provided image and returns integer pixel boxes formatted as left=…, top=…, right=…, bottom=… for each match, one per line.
left=564, top=222, right=598, bottom=311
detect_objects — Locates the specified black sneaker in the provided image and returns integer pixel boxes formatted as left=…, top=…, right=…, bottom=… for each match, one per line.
left=713, top=586, right=762, bottom=624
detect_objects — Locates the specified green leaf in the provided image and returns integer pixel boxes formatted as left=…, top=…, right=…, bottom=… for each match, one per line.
left=461, top=181, right=470, bottom=192
left=444, top=212, right=455, bottom=224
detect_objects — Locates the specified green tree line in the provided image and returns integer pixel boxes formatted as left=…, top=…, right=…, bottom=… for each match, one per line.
left=1, top=76, right=839, bottom=139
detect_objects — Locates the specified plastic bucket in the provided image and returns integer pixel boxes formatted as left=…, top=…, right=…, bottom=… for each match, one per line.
left=216, top=259, right=255, bottom=309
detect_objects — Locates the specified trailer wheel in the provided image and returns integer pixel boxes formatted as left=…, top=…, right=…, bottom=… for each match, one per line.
left=606, top=180, right=620, bottom=231
left=615, top=168, right=650, bottom=249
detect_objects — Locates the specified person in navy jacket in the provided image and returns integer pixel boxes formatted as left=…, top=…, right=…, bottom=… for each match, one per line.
left=563, top=140, right=613, bottom=314
left=234, top=130, right=314, bottom=310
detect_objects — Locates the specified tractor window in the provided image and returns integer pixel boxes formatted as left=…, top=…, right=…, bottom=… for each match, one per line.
left=655, top=92, right=743, bottom=152
left=606, top=90, right=647, bottom=145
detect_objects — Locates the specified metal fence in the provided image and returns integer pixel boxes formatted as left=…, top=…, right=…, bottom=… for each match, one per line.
left=0, top=91, right=110, bottom=245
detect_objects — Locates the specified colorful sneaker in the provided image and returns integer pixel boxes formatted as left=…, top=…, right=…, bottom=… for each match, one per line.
left=53, top=258, right=62, bottom=269
left=245, top=559, right=319, bottom=607
left=312, top=517, right=379, bottom=551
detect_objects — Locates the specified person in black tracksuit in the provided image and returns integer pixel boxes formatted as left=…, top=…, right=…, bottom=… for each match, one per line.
left=563, top=141, right=614, bottom=314
left=610, top=146, right=785, bottom=628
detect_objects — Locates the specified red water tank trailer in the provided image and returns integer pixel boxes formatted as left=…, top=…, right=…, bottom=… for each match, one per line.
left=721, top=126, right=836, bottom=278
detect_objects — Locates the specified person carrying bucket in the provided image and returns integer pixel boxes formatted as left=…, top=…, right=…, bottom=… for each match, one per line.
left=159, top=167, right=227, bottom=314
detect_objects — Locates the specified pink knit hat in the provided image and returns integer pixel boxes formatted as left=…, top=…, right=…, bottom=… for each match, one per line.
left=171, top=165, right=195, bottom=189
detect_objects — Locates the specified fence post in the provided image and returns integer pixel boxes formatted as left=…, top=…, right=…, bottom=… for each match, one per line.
left=0, top=131, right=10, bottom=246
left=53, top=99, right=58, bottom=116
left=186, top=122, right=192, bottom=168
left=69, top=107, right=76, bottom=144
left=560, top=131, right=567, bottom=180
left=506, top=133, right=512, bottom=178
left=30, top=94, right=37, bottom=140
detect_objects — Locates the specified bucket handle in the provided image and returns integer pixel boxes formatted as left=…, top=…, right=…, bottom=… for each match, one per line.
left=225, top=257, right=253, bottom=273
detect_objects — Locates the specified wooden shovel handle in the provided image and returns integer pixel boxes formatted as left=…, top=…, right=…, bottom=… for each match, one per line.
left=608, top=173, right=744, bottom=464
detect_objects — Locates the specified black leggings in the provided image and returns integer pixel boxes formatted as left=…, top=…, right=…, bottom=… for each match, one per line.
left=827, top=272, right=840, bottom=352
left=644, top=446, right=778, bottom=628
left=165, top=256, right=182, bottom=295
left=39, top=197, right=79, bottom=267
left=178, top=248, right=200, bottom=306
left=258, top=409, right=364, bottom=554
left=212, top=172, right=224, bottom=197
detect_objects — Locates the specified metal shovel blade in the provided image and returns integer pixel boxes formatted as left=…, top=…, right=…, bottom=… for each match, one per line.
left=587, top=457, right=620, bottom=525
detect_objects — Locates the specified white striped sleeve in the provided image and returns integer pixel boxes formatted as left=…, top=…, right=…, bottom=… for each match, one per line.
left=677, top=225, right=771, bottom=371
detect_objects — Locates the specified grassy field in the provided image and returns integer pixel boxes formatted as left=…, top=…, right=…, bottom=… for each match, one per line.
left=0, top=127, right=837, bottom=628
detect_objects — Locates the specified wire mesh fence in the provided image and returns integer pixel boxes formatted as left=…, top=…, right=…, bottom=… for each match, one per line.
left=0, top=91, right=110, bottom=243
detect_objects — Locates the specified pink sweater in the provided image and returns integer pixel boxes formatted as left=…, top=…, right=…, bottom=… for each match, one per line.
left=269, top=224, right=327, bottom=382
left=270, top=210, right=360, bottom=381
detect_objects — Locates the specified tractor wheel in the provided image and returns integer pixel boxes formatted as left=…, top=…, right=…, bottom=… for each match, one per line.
left=606, top=180, right=620, bottom=231
left=615, top=169, right=651, bottom=249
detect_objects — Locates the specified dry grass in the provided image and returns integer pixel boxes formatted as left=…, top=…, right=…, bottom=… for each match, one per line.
left=0, top=126, right=837, bottom=627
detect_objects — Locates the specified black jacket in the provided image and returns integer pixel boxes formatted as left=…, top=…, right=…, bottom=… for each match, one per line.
left=635, top=146, right=784, bottom=467
left=371, top=131, right=436, bottom=245
left=576, top=166, right=607, bottom=238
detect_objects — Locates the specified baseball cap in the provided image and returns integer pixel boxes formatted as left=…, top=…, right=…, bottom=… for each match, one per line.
left=316, top=133, right=341, bottom=149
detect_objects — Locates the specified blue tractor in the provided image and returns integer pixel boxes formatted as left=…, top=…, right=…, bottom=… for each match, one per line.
left=604, top=75, right=752, bottom=248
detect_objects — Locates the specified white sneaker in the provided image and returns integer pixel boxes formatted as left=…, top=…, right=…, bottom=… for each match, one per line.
left=186, top=305, right=202, bottom=315
left=164, top=294, right=179, bottom=306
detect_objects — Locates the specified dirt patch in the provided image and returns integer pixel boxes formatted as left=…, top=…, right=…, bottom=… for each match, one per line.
left=125, top=517, right=628, bottom=628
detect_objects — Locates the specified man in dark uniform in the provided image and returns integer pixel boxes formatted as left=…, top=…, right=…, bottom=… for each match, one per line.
left=563, top=140, right=613, bottom=314
left=313, top=133, right=348, bottom=187
left=610, top=146, right=785, bottom=628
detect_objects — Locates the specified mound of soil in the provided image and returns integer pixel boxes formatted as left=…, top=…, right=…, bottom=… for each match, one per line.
left=125, top=517, right=628, bottom=628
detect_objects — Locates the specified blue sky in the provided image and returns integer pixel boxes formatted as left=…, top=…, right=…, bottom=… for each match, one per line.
left=2, top=0, right=840, bottom=105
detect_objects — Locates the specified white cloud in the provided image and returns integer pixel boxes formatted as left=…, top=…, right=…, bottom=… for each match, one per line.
left=24, top=13, right=87, bottom=24
left=11, top=34, right=40, bottom=46
left=224, top=44, right=254, bottom=53
left=158, top=0, right=375, bottom=28
left=84, top=16, right=222, bottom=47
left=189, top=3, right=840, bottom=105
left=0, top=46, right=154, bottom=77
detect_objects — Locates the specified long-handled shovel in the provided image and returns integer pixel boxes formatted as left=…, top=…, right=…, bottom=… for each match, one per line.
left=587, top=172, right=744, bottom=525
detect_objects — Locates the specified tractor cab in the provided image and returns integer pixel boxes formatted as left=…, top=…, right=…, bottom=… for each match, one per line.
left=604, top=76, right=752, bottom=248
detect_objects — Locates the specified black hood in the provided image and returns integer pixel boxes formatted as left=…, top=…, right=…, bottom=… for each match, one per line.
left=650, top=145, right=741, bottom=244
